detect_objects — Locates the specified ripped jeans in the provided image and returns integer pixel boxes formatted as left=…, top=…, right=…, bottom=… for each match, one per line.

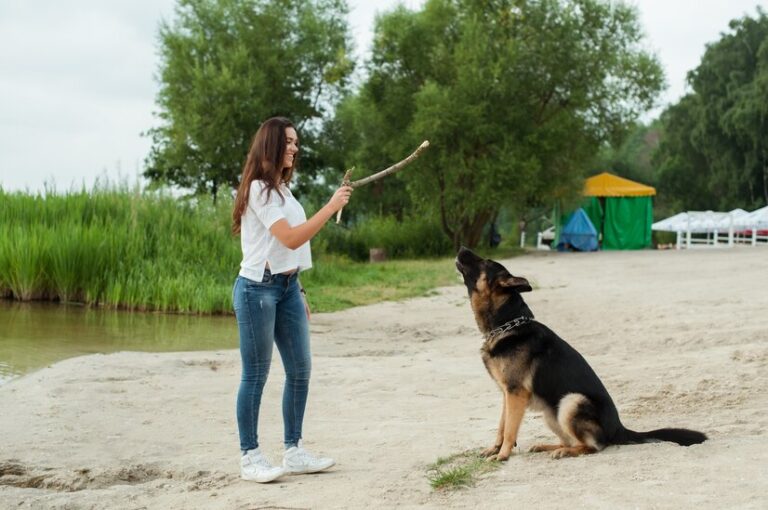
left=233, top=271, right=311, bottom=452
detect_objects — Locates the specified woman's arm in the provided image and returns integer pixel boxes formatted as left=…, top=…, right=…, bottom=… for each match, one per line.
left=269, top=186, right=352, bottom=250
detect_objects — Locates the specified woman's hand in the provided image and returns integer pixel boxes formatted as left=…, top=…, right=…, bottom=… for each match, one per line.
left=328, top=185, right=353, bottom=212
left=302, top=292, right=311, bottom=321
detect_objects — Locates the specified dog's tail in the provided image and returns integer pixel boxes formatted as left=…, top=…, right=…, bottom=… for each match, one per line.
left=616, top=427, right=707, bottom=446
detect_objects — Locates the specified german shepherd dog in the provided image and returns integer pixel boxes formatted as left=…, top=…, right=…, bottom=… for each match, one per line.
left=455, top=247, right=707, bottom=460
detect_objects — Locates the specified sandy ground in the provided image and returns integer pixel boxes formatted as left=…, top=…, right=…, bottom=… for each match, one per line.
left=1, top=248, right=767, bottom=509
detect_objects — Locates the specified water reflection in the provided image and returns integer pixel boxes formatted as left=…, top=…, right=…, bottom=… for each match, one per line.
left=0, top=301, right=237, bottom=385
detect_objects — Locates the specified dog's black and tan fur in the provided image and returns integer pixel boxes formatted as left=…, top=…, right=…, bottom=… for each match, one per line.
left=455, top=247, right=707, bottom=460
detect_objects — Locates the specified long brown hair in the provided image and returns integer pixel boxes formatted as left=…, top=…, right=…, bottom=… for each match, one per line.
left=232, top=117, right=299, bottom=235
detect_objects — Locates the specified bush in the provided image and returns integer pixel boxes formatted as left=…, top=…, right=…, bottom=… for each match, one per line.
left=652, top=230, right=677, bottom=247
left=314, top=215, right=452, bottom=261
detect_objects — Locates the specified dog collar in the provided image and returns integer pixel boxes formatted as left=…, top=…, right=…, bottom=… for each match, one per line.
left=485, top=315, right=533, bottom=343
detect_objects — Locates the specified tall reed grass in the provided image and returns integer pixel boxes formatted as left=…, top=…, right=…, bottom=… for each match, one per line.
left=0, top=184, right=463, bottom=314
left=0, top=185, right=240, bottom=313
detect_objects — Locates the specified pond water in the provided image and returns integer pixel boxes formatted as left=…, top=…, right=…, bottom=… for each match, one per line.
left=0, top=300, right=238, bottom=386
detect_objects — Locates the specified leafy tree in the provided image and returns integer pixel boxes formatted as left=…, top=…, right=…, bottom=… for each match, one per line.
left=656, top=7, right=768, bottom=211
left=593, top=120, right=662, bottom=187
left=144, top=0, right=354, bottom=202
left=336, top=0, right=663, bottom=248
left=653, top=95, right=713, bottom=214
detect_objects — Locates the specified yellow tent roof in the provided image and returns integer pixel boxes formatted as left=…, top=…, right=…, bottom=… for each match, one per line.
left=584, top=172, right=656, bottom=197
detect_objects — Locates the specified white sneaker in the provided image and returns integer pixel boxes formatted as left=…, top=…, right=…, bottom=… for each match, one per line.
left=282, top=441, right=335, bottom=474
left=240, top=449, right=285, bottom=483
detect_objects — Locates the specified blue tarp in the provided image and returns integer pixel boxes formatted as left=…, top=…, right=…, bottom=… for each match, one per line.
left=557, top=208, right=598, bottom=252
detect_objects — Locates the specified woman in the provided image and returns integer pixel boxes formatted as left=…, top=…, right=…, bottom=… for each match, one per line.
left=231, top=116, right=352, bottom=483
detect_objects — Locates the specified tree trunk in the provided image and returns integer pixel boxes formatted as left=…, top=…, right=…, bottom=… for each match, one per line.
left=762, top=150, right=767, bottom=206
left=449, top=210, right=494, bottom=250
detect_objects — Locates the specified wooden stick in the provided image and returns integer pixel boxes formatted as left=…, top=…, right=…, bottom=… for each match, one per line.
left=349, top=140, right=430, bottom=189
left=334, top=140, right=430, bottom=224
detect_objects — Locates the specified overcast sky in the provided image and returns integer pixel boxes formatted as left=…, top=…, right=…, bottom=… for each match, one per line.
left=0, top=0, right=764, bottom=193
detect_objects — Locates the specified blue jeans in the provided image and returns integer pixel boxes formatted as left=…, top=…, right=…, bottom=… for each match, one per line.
left=233, top=270, right=311, bottom=451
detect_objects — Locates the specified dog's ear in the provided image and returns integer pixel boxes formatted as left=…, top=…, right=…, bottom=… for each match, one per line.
left=499, top=275, right=532, bottom=293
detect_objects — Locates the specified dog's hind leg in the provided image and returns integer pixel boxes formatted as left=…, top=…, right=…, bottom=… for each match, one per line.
left=530, top=409, right=570, bottom=453
left=550, top=393, right=604, bottom=460
left=492, top=389, right=531, bottom=461
left=481, top=393, right=506, bottom=458
left=529, top=444, right=565, bottom=453
left=551, top=445, right=598, bottom=459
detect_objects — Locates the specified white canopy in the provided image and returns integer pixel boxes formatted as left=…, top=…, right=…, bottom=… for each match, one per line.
left=653, top=208, right=760, bottom=233
left=734, top=205, right=768, bottom=230
left=687, top=211, right=731, bottom=233
left=652, top=212, right=689, bottom=232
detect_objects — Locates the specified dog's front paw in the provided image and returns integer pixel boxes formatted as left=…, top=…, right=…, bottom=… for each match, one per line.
left=491, top=450, right=511, bottom=462
left=480, top=445, right=501, bottom=458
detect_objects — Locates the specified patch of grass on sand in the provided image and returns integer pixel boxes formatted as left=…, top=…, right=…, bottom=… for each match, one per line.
left=426, top=449, right=501, bottom=490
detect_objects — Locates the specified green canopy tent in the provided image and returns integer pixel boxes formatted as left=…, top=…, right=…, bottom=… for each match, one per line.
left=581, top=172, right=656, bottom=250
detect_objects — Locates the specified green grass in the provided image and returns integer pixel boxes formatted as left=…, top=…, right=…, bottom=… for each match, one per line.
left=0, top=186, right=524, bottom=314
left=426, top=450, right=502, bottom=490
left=303, top=244, right=523, bottom=312
left=302, top=255, right=457, bottom=312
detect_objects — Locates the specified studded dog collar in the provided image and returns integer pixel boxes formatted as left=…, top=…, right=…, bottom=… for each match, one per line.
left=484, top=315, right=534, bottom=349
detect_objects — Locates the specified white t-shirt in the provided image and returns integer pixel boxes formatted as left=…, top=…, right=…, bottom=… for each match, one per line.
left=239, top=180, right=312, bottom=282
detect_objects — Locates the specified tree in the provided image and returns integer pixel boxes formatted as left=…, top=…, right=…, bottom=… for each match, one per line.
left=593, top=120, right=662, bottom=188
left=653, top=95, right=713, bottom=214
left=144, top=0, right=354, bottom=202
left=335, top=0, right=663, bottom=248
left=656, top=7, right=768, bottom=211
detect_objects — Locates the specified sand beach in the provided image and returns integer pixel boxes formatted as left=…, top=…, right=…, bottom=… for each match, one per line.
left=1, top=248, right=766, bottom=509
